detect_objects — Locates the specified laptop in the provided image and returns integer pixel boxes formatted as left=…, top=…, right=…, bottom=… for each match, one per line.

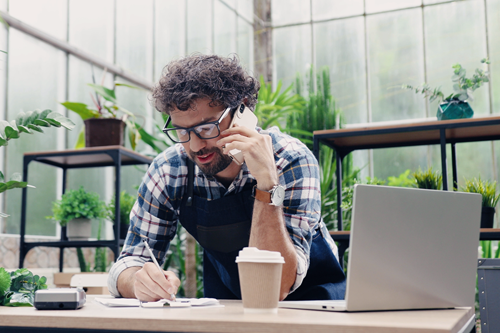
left=279, top=184, right=482, bottom=312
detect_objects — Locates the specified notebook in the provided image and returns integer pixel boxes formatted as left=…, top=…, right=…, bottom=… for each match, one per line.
left=279, top=184, right=482, bottom=312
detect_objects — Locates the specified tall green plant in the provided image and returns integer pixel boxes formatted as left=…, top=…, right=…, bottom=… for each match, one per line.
left=288, top=66, right=356, bottom=231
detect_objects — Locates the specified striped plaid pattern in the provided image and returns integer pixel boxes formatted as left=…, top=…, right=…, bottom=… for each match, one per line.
left=108, top=126, right=339, bottom=297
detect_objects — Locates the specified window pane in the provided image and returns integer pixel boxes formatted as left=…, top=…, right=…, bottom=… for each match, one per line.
left=367, top=8, right=426, bottom=122
left=272, top=0, right=310, bottom=26
left=365, top=0, right=421, bottom=14
left=237, top=18, right=254, bottom=71
left=373, top=146, right=428, bottom=181
left=487, top=0, right=500, bottom=115
left=314, top=17, right=368, bottom=125
left=155, top=0, right=186, bottom=81
left=237, top=0, right=254, bottom=22
left=423, top=0, right=453, bottom=4
left=5, top=2, right=67, bottom=235
left=214, top=0, right=237, bottom=57
left=273, top=25, right=312, bottom=92
left=312, top=0, right=364, bottom=21
left=187, top=0, right=212, bottom=53
left=424, top=1, right=489, bottom=116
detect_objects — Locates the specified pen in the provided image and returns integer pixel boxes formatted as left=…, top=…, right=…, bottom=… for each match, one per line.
left=141, top=238, right=176, bottom=301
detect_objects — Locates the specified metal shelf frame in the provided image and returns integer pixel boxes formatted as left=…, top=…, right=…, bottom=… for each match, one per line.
left=19, top=146, right=152, bottom=271
left=314, top=115, right=500, bottom=263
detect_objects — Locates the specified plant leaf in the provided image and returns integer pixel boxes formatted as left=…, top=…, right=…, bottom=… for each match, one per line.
left=61, top=102, right=98, bottom=120
left=33, top=119, right=51, bottom=127
left=88, top=83, right=117, bottom=104
left=27, top=124, right=44, bottom=133
left=74, top=128, right=85, bottom=149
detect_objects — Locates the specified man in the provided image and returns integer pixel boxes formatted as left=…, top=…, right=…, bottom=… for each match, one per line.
left=108, top=54, right=346, bottom=301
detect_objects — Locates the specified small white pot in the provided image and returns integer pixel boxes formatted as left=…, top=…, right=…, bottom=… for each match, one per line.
left=67, top=218, right=92, bottom=240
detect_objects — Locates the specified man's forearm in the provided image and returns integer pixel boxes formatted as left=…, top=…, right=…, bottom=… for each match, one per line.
left=117, top=266, right=141, bottom=298
left=249, top=200, right=297, bottom=301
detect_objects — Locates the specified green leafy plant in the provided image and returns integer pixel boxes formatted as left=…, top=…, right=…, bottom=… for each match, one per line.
left=47, top=186, right=107, bottom=226
left=461, top=177, right=500, bottom=208
left=412, top=167, right=442, bottom=190
left=61, top=80, right=145, bottom=150
left=253, top=75, right=305, bottom=130
left=0, top=268, right=47, bottom=307
left=0, top=109, right=75, bottom=217
left=403, top=58, right=490, bottom=103
left=387, top=169, right=414, bottom=187
left=107, top=190, right=136, bottom=226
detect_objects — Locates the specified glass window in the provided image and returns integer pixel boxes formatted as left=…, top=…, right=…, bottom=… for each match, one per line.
left=273, top=25, right=312, bottom=92
left=5, top=0, right=68, bottom=235
left=272, top=0, right=310, bottom=26
left=314, top=17, right=368, bottom=125
left=312, top=0, right=364, bottom=21
left=187, top=0, right=212, bottom=54
left=365, top=0, right=421, bottom=14
left=214, top=0, right=237, bottom=57
left=367, top=8, right=426, bottom=122
left=487, top=0, right=500, bottom=116
left=237, top=0, right=254, bottom=23
left=155, top=0, right=186, bottom=81
left=237, top=18, right=254, bottom=71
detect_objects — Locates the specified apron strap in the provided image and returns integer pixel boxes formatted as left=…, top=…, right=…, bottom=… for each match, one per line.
left=186, top=158, right=194, bottom=206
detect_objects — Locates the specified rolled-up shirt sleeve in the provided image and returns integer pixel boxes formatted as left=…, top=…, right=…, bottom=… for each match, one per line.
left=108, top=152, right=184, bottom=297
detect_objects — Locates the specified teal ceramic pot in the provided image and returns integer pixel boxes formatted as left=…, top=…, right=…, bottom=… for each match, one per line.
left=437, top=100, right=474, bottom=120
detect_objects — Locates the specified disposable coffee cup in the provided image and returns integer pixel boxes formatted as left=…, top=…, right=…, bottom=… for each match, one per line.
left=235, top=247, right=285, bottom=314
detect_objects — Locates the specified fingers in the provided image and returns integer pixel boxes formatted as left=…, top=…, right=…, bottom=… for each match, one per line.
left=133, top=263, right=179, bottom=302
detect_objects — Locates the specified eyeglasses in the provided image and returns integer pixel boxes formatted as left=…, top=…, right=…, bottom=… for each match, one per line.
left=162, top=106, right=233, bottom=143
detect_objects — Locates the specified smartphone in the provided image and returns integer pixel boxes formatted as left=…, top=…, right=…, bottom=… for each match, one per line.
left=227, top=104, right=258, bottom=165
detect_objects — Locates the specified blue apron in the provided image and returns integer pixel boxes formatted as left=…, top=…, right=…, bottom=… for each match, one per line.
left=178, top=159, right=346, bottom=300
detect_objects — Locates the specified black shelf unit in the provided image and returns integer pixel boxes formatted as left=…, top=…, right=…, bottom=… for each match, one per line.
left=19, top=146, right=152, bottom=271
left=313, top=115, right=500, bottom=263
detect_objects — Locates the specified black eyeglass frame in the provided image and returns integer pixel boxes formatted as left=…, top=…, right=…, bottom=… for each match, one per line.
left=162, top=106, right=233, bottom=143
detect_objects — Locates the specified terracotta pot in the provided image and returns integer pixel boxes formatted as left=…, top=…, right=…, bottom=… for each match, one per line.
left=84, top=118, right=125, bottom=147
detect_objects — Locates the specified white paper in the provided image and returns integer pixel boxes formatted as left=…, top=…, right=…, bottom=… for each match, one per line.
left=140, top=298, right=220, bottom=308
left=95, top=297, right=141, bottom=307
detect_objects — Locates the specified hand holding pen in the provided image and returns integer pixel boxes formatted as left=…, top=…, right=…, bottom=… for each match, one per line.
left=141, top=238, right=178, bottom=301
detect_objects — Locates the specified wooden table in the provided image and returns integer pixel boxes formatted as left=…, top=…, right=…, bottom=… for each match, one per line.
left=0, top=296, right=476, bottom=333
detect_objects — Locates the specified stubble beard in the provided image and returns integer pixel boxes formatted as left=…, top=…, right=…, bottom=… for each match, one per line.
left=189, top=147, right=233, bottom=177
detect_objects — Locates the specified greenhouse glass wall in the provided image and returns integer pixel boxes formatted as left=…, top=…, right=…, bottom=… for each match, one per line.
left=0, top=0, right=499, bottom=244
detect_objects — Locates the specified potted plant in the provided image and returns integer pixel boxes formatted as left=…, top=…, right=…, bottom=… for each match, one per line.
left=107, top=190, right=136, bottom=239
left=61, top=79, right=144, bottom=150
left=412, top=167, right=442, bottom=190
left=461, top=177, right=500, bottom=228
left=47, top=186, right=107, bottom=240
left=403, top=58, right=490, bottom=120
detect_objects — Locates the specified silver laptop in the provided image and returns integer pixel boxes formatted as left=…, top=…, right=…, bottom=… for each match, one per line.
left=279, top=184, right=481, bottom=312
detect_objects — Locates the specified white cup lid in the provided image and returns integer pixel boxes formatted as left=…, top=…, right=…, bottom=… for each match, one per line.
left=235, top=247, right=285, bottom=264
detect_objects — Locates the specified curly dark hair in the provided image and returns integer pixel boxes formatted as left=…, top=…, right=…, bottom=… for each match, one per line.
left=151, top=54, right=260, bottom=114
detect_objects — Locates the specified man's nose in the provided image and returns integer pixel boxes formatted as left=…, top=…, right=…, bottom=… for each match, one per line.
left=189, top=134, right=207, bottom=152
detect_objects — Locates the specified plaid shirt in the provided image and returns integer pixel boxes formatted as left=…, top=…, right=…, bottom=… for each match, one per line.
left=108, top=126, right=339, bottom=297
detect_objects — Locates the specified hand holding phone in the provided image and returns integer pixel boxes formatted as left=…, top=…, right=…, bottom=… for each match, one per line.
left=227, top=104, right=258, bottom=165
